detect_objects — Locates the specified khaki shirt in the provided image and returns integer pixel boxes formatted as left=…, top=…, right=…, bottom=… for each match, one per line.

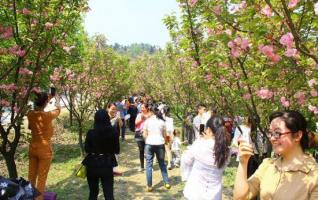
left=247, top=154, right=318, bottom=200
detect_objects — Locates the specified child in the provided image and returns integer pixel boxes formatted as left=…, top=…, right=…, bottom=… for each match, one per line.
left=171, top=130, right=182, bottom=167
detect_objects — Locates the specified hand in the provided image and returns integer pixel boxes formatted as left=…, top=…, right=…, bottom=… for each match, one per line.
left=238, top=139, right=254, bottom=164
left=54, top=95, right=61, bottom=108
left=202, top=130, right=213, bottom=139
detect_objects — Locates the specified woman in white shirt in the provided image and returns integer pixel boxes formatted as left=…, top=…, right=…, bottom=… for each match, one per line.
left=181, top=115, right=231, bottom=200
left=143, top=105, right=170, bottom=192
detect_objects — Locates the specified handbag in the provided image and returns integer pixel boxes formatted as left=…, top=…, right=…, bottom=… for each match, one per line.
left=75, top=164, right=86, bottom=179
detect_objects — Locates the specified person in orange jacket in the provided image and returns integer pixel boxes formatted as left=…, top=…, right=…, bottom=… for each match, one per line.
left=27, top=92, right=61, bottom=200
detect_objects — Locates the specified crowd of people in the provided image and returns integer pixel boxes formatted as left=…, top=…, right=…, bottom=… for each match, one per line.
left=25, top=92, right=318, bottom=200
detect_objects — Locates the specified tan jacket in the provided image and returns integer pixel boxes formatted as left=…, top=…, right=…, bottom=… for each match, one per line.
left=247, top=154, right=318, bottom=200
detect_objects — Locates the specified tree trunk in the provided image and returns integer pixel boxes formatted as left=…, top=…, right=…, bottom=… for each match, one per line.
left=3, top=151, right=18, bottom=178
left=78, top=121, right=85, bottom=156
left=69, top=96, right=73, bottom=126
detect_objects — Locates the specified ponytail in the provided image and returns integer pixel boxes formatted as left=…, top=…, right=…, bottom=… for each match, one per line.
left=206, top=116, right=230, bottom=168
left=150, top=104, right=165, bottom=121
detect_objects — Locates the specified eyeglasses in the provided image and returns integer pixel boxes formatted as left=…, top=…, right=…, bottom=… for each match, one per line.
left=267, top=131, right=292, bottom=139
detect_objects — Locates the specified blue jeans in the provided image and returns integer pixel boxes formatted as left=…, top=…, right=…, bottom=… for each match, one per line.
left=145, top=144, right=169, bottom=187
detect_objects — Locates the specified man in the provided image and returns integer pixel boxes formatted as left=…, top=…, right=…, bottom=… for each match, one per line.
left=192, top=104, right=206, bottom=141
left=116, top=99, right=126, bottom=141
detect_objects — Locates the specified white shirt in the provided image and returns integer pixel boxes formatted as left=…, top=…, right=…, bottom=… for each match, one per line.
left=172, top=137, right=181, bottom=151
left=181, top=138, right=229, bottom=200
left=193, top=114, right=205, bottom=140
left=144, top=115, right=166, bottom=145
left=164, top=116, right=174, bottom=135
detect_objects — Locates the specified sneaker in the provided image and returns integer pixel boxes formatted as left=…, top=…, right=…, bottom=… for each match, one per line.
left=146, top=186, right=153, bottom=192
left=164, top=183, right=171, bottom=189
left=113, top=171, right=123, bottom=176
left=138, top=167, right=144, bottom=172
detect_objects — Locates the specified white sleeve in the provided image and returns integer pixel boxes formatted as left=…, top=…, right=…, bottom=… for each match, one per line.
left=181, top=142, right=197, bottom=181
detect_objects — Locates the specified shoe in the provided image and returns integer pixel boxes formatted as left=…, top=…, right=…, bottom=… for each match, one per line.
left=138, top=167, right=144, bottom=172
left=164, top=183, right=171, bottom=189
left=167, top=166, right=172, bottom=170
left=113, top=171, right=123, bottom=176
left=147, top=186, right=153, bottom=192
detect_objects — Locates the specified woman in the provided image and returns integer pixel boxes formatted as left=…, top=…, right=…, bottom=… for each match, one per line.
left=135, top=103, right=151, bottom=172
left=83, top=109, right=119, bottom=200
left=181, top=115, right=230, bottom=200
left=107, top=103, right=122, bottom=175
left=27, top=92, right=60, bottom=200
left=234, top=110, right=318, bottom=200
left=143, top=105, right=170, bottom=192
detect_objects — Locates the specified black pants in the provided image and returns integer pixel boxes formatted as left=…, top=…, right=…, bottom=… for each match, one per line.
left=87, top=175, right=114, bottom=200
left=136, top=140, right=145, bottom=168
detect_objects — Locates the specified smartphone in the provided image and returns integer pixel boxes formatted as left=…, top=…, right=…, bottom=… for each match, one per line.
left=199, top=124, right=205, bottom=135
left=50, top=87, right=56, bottom=97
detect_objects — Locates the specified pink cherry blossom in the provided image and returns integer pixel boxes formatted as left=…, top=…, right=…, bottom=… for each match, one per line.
left=284, top=48, right=297, bottom=57
left=231, top=48, right=241, bottom=57
left=240, top=38, right=250, bottom=50
left=294, top=91, right=306, bottom=106
left=256, top=88, right=273, bottom=99
left=44, top=22, right=54, bottom=30
left=227, top=41, right=235, bottom=48
left=228, top=4, right=240, bottom=14
left=0, top=84, right=18, bottom=92
left=258, top=45, right=281, bottom=63
left=177, top=57, right=185, bottom=63
left=0, top=100, right=10, bottom=107
left=0, top=26, right=13, bottom=39
left=9, top=45, right=26, bottom=57
left=261, top=5, right=272, bottom=17
left=189, top=0, right=198, bottom=7
left=288, top=0, right=299, bottom=9
left=219, top=62, right=229, bottom=68
left=280, top=32, right=294, bottom=48
left=224, top=29, right=232, bottom=36
left=31, top=87, right=41, bottom=94
left=243, top=93, right=251, bottom=100
left=19, top=68, right=33, bottom=75
left=205, top=74, right=212, bottom=81
left=315, top=3, right=318, bottom=15
left=207, top=28, right=213, bottom=36
left=308, top=105, right=318, bottom=115
left=280, top=96, right=290, bottom=107
left=212, top=6, right=222, bottom=15
left=310, top=90, right=318, bottom=97
left=22, top=8, right=31, bottom=15
left=308, top=79, right=316, bottom=87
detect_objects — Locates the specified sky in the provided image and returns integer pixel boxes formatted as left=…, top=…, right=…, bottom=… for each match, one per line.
left=84, top=0, right=180, bottom=47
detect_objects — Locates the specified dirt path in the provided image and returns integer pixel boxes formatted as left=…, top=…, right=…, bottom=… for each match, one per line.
left=113, top=132, right=233, bottom=200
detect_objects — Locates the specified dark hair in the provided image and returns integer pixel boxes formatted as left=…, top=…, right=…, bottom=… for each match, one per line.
left=107, top=102, right=117, bottom=109
left=142, top=102, right=150, bottom=110
left=173, top=129, right=179, bottom=136
left=206, top=115, right=230, bottom=168
left=197, top=103, right=206, bottom=109
left=34, top=92, right=48, bottom=107
left=94, top=109, right=111, bottom=129
left=150, top=104, right=165, bottom=121
left=163, top=106, right=170, bottom=116
left=269, top=110, right=309, bottom=150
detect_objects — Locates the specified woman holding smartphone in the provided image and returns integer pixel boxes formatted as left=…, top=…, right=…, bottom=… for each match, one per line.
left=181, top=116, right=231, bottom=200
left=234, top=111, right=318, bottom=200
left=28, top=91, right=60, bottom=200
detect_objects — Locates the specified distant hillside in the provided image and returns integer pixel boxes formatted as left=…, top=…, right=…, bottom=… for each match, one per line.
left=111, top=43, right=161, bottom=57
